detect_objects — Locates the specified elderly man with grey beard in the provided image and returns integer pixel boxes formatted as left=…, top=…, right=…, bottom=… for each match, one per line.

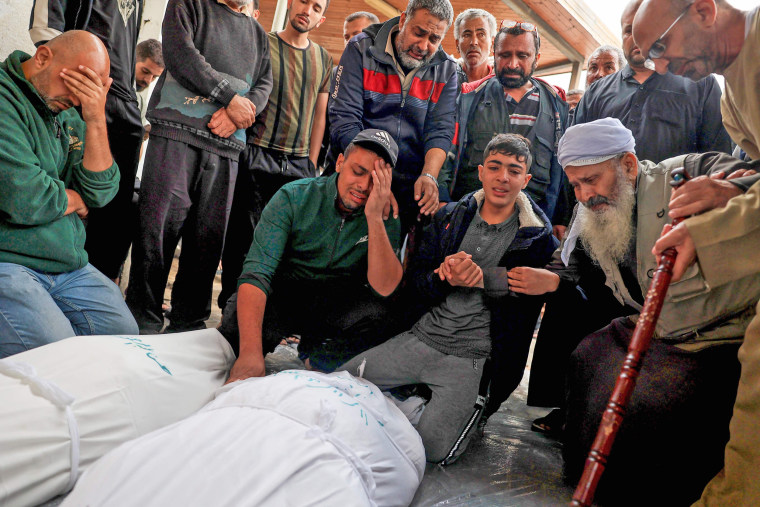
left=508, top=118, right=760, bottom=505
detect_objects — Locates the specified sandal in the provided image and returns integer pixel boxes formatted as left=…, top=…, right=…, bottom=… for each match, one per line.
left=531, top=408, right=564, bottom=437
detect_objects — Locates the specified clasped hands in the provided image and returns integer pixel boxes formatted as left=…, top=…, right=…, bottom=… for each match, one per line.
left=434, top=251, right=483, bottom=287
left=208, top=95, right=257, bottom=138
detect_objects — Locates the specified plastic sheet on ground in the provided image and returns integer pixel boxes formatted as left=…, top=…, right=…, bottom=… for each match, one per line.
left=409, top=372, right=574, bottom=506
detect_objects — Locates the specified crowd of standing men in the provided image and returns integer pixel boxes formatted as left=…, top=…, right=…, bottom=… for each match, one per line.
left=1, top=0, right=759, bottom=504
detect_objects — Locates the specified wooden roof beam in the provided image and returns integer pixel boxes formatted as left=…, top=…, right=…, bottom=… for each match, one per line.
left=534, top=61, right=573, bottom=76
left=498, top=0, right=585, bottom=63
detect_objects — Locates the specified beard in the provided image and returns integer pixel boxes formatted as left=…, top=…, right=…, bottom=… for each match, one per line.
left=497, top=59, right=537, bottom=89
left=291, top=14, right=318, bottom=34
left=576, top=166, right=636, bottom=266
left=29, top=70, right=74, bottom=114
left=395, top=32, right=434, bottom=70
left=627, top=47, right=646, bottom=67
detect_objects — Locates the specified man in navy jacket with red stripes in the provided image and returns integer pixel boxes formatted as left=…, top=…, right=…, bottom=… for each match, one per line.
left=328, top=0, right=458, bottom=234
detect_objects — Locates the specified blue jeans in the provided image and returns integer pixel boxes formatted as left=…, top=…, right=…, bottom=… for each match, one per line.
left=0, top=263, right=139, bottom=358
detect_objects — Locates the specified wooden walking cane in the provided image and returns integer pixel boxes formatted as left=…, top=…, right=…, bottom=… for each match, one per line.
left=570, top=167, right=691, bottom=507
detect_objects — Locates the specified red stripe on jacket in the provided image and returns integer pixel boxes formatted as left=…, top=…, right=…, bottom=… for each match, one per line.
left=363, top=69, right=402, bottom=95
left=409, top=77, right=446, bottom=103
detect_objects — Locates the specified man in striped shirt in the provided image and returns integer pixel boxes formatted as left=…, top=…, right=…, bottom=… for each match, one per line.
left=219, top=0, right=333, bottom=308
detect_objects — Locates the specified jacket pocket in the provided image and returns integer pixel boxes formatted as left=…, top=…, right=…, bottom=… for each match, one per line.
left=666, top=263, right=709, bottom=303
left=466, top=129, right=496, bottom=166
left=525, top=135, right=553, bottom=204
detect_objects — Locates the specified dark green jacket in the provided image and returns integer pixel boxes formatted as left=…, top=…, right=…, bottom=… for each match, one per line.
left=0, top=51, right=119, bottom=273
left=239, top=172, right=400, bottom=296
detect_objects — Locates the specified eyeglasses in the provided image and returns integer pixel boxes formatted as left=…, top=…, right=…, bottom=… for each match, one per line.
left=500, top=20, right=537, bottom=32
left=643, top=2, right=693, bottom=70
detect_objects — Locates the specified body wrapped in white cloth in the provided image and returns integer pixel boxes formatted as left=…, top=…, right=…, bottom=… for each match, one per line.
left=62, top=370, right=426, bottom=507
left=0, top=329, right=235, bottom=507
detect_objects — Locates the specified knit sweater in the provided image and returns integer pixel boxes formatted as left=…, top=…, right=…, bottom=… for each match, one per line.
left=147, top=0, right=273, bottom=158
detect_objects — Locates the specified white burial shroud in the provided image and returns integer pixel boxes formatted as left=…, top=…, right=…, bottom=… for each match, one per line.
left=62, top=370, right=426, bottom=507
left=0, top=329, right=235, bottom=507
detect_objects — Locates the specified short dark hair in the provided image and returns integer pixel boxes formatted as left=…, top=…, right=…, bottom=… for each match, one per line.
left=494, top=25, right=540, bottom=54
left=344, top=141, right=393, bottom=166
left=136, top=39, right=164, bottom=68
left=252, top=0, right=259, bottom=9
left=345, top=11, right=379, bottom=24
left=483, top=133, right=533, bottom=171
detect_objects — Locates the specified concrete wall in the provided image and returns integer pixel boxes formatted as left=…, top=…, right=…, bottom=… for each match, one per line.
left=1, top=0, right=36, bottom=59
left=0, top=0, right=167, bottom=60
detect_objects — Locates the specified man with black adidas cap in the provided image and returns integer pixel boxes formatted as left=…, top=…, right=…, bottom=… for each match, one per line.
left=222, top=129, right=403, bottom=380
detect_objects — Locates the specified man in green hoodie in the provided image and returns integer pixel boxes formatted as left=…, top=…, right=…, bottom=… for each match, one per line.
left=0, top=31, right=138, bottom=358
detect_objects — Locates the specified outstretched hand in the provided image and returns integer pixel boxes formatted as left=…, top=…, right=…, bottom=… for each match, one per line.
left=668, top=170, right=752, bottom=219
left=225, top=353, right=266, bottom=384
left=414, top=174, right=439, bottom=216
left=507, top=266, right=560, bottom=295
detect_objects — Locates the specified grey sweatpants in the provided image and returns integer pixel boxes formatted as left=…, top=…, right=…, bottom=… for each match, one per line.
left=340, top=331, right=486, bottom=464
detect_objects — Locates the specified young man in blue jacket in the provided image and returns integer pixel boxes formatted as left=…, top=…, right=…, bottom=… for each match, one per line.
left=340, top=133, right=557, bottom=464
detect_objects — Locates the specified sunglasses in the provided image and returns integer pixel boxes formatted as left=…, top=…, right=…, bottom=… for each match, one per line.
left=643, top=2, right=692, bottom=70
left=500, top=20, right=537, bottom=32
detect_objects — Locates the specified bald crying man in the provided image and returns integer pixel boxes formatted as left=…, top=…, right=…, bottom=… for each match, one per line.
left=0, top=30, right=139, bottom=358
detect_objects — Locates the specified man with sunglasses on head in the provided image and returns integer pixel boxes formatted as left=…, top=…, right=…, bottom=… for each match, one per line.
left=634, top=1, right=760, bottom=505
left=438, top=20, right=568, bottom=226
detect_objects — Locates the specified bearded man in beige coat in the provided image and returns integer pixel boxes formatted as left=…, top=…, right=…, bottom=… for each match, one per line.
left=635, top=1, right=760, bottom=505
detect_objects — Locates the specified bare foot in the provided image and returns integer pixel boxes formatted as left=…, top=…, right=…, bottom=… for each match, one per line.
left=279, top=336, right=300, bottom=346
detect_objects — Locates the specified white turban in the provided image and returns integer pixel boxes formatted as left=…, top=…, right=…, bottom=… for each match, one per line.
left=558, top=117, right=636, bottom=168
